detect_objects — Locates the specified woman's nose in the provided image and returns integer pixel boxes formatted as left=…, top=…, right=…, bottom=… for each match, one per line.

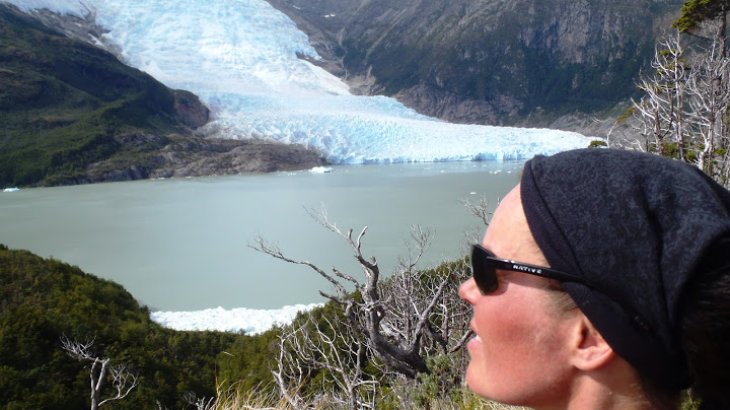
left=459, top=277, right=479, bottom=304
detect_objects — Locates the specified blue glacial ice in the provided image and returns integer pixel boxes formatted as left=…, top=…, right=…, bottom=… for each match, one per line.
left=5, top=0, right=595, bottom=165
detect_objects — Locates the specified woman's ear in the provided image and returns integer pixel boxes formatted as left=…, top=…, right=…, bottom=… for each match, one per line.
left=569, top=314, right=615, bottom=371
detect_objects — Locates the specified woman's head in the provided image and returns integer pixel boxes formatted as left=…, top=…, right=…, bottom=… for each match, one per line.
left=460, top=183, right=640, bottom=409
left=460, top=149, right=730, bottom=409
left=459, top=185, right=576, bottom=407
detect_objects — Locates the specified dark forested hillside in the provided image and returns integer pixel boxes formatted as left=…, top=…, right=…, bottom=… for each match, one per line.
left=0, top=3, right=197, bottom=186
left=266, top=0, right=685, bottom=130
left=0, top=4, right=324, bottom=188
left=0, top=244, right=262, bottom=409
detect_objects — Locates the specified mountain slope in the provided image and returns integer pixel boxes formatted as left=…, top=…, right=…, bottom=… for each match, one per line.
left=266, top=0, right=683, bottom=129
left=0, top=244, right=253, bottom=409
left=0, top=3, right=324, bottom=187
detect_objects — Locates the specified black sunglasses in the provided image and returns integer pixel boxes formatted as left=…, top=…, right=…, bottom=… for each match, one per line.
left=470, top=244, right=587, bottom=294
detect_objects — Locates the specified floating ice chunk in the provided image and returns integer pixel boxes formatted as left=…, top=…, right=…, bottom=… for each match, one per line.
left=150, top=303, right=323, bottom=334
left=309, top=166, right=333, bottom=174
left=3, top=188, right=19, bottom=193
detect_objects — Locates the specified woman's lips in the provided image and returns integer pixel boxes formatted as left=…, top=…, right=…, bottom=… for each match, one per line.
left=467, top=334, right=482, bottom=351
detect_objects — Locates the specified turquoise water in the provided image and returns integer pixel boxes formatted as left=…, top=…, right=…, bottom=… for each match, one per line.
left=0, top=162, right=521, bottom=310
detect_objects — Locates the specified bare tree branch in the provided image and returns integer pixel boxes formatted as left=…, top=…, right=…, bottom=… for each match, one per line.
left=184, top=392, right=217, bottom=410
left=249, top=236, right=354, bottom=298
left=273, top=313, right=378, bottom=409
left=460, top=196, right=492, bottom=227
left=255, top=208, right=471, bottom=383
left=99, top=365, right=138, bottom=407
left=255, top=206, right=477, bottom=408
left=60, top=336, right=138, bottom=410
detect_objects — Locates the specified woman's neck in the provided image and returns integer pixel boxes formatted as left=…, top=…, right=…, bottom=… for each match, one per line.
left=562, top=366, right=661, bottom=410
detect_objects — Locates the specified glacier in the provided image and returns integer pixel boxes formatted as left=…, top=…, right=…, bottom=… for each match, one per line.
left=5, top=0, right=595, bottom=333
left=5, top=0, right=594, bottom=166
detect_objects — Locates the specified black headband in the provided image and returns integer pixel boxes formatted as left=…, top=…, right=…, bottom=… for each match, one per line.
left=520, top=148, right=730, bottom=388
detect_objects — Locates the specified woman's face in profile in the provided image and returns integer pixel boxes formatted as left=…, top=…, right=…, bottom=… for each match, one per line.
left=459, top=185, right=577, bottom=408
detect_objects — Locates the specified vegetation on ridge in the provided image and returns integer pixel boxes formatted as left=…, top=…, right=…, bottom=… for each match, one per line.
left=0, top=244, right=259, bottom=409
left=0, top=243, right=490, bottom=409
left=629, top=0, right=730, bottom=187
left=0, top=4, right=195, bottom=187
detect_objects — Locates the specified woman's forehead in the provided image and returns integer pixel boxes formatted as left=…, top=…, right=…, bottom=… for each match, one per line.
left=484, top=184, right=547, bottom=266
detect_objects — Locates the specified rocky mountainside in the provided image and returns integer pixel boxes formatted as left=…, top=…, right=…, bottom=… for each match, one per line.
left=266, top=0, right=684, bottom=133
left=0, top=3, right=324, bottom=187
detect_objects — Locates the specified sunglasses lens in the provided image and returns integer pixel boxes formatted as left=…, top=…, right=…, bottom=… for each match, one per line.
left=471, top=245, right=498, bottom=294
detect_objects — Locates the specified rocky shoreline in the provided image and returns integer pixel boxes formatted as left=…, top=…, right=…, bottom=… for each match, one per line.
left=66, top=135, right=328, bottom=185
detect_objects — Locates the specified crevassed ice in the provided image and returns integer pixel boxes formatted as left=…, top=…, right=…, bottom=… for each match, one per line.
left=5, top=0, right=594, bottom=164
left=150, top=304, right=323, bottom=335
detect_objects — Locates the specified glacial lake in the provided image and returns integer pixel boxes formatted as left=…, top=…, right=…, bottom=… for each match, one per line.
left=0, top=162, right=521, bottom=311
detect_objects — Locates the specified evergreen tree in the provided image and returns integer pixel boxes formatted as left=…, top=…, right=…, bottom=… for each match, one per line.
left=674, top=0, right=729, bottom=55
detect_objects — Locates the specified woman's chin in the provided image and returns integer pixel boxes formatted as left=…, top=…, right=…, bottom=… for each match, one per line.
left=464, top=362, right=491, bottom=401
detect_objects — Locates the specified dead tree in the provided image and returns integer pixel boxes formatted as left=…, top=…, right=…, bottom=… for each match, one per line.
left=684, top=37, right=730, bottom=183
left=378, top=227, right=472, bottom=359
left=633, top=31, right=689, bottom=157
left=461, top=195, right=492, bottom=227
left=273, top=313, right=379, bottom=409
left=251, top=208, right=471, bottom=381
left=633, top=30, right=730, bottom=187
left=60, top=336, right=138, bottom=410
